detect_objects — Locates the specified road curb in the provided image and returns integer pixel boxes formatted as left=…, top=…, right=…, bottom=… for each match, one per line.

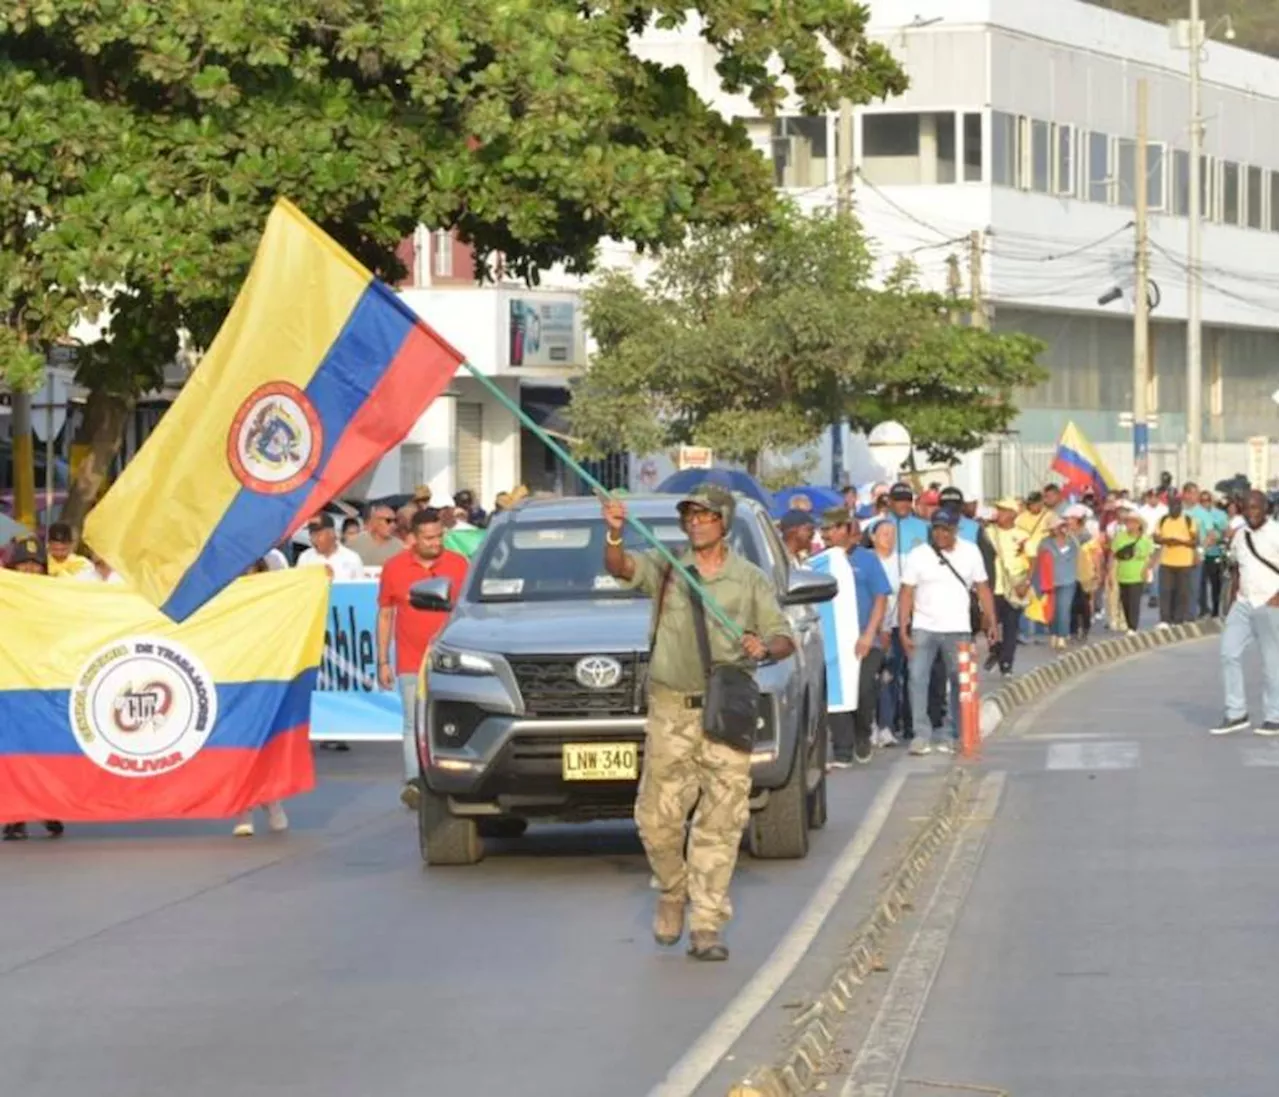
left=729, top=766, right=971, bottom=1097
left=727, top=617, right=1223, bottom=1097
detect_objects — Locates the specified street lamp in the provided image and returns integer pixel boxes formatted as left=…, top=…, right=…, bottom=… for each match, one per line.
left=1169, top=8, right=1237, bottom=484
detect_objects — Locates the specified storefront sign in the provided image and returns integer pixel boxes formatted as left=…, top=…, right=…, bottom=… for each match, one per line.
left=508, top=297, right=580, bottom=368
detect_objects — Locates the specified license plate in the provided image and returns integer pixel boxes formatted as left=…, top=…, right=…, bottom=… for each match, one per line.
left=562, top=742, right=639, bottom=781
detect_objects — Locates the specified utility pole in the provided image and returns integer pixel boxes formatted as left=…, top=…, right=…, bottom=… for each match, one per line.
left=1133, top=77, right=1151, bottom=493
left=968, top=230, right=987, bottom=329
left=832, top=96, right=854, bottom=486
left=10, top=390, right=35, bottom=530
left=1186, top=0, right=1203, bottom=483
left=836, top=99, right=853, bottom=217
left=946, top=252, right=963, bottom=324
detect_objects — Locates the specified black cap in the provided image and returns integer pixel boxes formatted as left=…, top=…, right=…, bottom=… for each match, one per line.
left=931, top=509, right=958, bottom=527
left=779, top=508, right=816, bottom=533
left=8, top=536, right=46, bottom=568
left=888, top=482, right=914, bottom=502
left=307, top=512, right=336, bottom=532
left=1026, top=491, right=1043, bottom=504
left=939, top=486, right=964, bottom=505
left=48, top=521, right=74, bottom=544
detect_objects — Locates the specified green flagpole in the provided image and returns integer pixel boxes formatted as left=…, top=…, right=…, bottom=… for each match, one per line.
left=457, top=360, right=744, bottom=640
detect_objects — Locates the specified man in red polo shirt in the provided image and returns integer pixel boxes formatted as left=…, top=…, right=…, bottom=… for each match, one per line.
left=377, top=507, right=469, bottom=809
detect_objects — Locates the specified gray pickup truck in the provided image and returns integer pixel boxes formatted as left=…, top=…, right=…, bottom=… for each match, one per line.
left=408, top=494, right=836, bottom=866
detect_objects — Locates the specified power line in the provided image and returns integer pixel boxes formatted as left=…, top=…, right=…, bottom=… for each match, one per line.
left=986, top=222, right=1135, bottom=262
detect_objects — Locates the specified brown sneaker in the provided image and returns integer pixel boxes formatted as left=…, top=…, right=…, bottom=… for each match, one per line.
left=653, top=896, right=685, bottom=946
left=399, top=781, right=422, bottom=811
left=687, top=929, right=729, bottom=962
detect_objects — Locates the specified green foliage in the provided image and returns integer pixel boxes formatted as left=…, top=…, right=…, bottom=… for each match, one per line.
left=570, top=207, right=1048, bottom=467
left=1, top=0, right=907, bottom=511
left=1086, top=0, right=1277, bottom=56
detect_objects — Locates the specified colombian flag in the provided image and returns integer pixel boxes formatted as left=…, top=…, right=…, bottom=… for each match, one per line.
left=1050, top=421, right=1121, bottom=498
left=85, top=199, right=465, bottom=621
left=0, top=568, right=326, bottom=821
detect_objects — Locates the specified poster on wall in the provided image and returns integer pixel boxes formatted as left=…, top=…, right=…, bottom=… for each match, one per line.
left=508, top=297, right=579, bottom=368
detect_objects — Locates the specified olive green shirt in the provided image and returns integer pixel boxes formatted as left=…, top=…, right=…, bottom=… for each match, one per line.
left=624, top=547, right=793, bottom=694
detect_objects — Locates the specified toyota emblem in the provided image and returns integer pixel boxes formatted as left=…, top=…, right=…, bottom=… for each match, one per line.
left=574, top=656, right=623, bottom=690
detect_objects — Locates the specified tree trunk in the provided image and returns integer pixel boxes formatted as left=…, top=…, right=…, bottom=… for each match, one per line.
left=745, top=451, right=760, bottom=477
left=60, top=388, right=133, bottom=532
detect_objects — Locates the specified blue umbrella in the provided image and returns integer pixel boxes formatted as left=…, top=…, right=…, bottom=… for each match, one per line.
left=656, top=467, right=772, bottom=508
left=770, top=485, right=843, bottom=518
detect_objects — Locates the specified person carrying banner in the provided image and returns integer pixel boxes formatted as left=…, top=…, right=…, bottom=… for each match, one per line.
left=602, top=485, right=793, bottom=962
left=2, top=537, right=64, bottom=841
left=377, top=508, right=469, bottom=810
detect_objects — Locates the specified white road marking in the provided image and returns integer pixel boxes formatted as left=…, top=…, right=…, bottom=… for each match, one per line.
left=840, top=772, right=1007, bottom=1097
left=1045, top=741, right=1140, bottom=771
left=1241, top=742, right=1279, bottom=768
left=646, top=760, right=911, bottom=1097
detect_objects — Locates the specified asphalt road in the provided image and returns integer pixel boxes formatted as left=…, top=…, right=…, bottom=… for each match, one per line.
left=850, top=638, right=1279, bottom=1097
left=1, top=733, right=907, bottom=1097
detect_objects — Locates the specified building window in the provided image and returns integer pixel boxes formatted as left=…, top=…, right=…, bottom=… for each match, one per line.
left=963, top=113, right=982, bottom=182
left=1171, top=149, right=1190, bottom=216
left=1222, top=161, right=1240, bottom=225
left=992, top=111, right=1017, bottom=187
left=771, top=116, right=828, bottom=188
left=432, top=231, right=454, bottom=278
left=1030, top=119, right=1051, bottom=193
left=1246, top=165, right=1263, bottom=229
left=1087, top=131, right=1109, bottom=202
left=1146, top=144, right=1166, bottom=210
left=1115, top=138, right=1136, bottom=208
left=1270, top=171, right=1279, bottom=232
left=859, top=113, right=919, bottom=185
left=1052, top=124, right=1074, bottom=196
left=932, top=113, right=957, bottom=184
left=1200, top=156, right=1216, bottom=220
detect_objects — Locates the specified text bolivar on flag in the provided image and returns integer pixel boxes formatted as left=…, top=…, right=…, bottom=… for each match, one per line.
left=1051, top=421, right=1121, bottom=498
left=0, top=568, right=327, bottom=821
left=84, top=198, right=466, bottom=622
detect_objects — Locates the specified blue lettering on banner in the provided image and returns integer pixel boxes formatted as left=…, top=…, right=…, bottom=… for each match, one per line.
left=311, top=581, right=404, bottom=742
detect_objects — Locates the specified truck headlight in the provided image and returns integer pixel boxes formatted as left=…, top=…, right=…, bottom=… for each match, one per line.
left=431, top=647, right=498, bottom=676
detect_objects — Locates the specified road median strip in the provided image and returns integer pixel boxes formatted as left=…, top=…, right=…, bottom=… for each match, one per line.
left=727, top=618, right=1222, bottom=1097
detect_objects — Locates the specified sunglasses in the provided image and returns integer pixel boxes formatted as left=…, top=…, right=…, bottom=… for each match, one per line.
left=684, top=508, right=722, bottom=525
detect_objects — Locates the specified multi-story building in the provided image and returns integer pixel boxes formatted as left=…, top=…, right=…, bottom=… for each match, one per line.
left=393, top=0, right=1278, bottom=504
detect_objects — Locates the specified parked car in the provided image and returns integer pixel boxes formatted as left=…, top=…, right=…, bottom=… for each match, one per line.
left=408, top=493, right=836, bottom=865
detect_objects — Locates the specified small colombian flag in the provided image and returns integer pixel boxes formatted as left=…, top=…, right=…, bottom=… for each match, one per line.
left=1050, top=421, right=1122, bottom=499
left=85, top=199, right=465, bottom=622
left=0, top=568, right=327, bottom=821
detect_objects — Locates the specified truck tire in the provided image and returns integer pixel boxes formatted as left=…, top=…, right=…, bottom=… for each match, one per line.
left=419, top=787, right=484, bottom=866
left=807, top=709, right=828, bottom=831
left=747, top=732, right=810, bottom=860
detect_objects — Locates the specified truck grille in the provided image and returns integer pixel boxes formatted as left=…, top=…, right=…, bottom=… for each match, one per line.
left=510, top=654, right=648, bottom=718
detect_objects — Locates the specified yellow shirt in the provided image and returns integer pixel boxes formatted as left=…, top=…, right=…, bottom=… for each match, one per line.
left=1015, top=509, right=1053, bottom=555
left=48, top=552, right=92, bottom=578
left=987, top=525, right=1030, bottom=599
left=1156, top=515, right=1197, bottom=569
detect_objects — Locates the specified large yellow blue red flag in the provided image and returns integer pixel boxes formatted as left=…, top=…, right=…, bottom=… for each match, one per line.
left=85, top=199, right=465, bottom=621
left=1051, top=421, right=1121, bottom=498
left=0, top=568, right=327, bottom=821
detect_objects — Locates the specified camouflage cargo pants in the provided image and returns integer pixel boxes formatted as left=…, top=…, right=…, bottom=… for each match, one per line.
left=635, top=686, right=753, bottom=933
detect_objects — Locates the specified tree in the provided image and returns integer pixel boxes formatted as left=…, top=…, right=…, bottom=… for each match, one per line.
left=568, top=207, right=1047, bottom=471
left=0, top=0, right=909, bottom=522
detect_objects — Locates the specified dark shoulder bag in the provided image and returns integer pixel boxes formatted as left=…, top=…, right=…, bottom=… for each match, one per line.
left=686, top=574, right=759, bottom=753
left=1243, top=530, right=1279, bottom=574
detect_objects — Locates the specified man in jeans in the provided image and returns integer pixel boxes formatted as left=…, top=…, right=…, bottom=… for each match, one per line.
left=1211, top=490, right=1279, bottom=737
left=898, top=511, right=997, bottom=756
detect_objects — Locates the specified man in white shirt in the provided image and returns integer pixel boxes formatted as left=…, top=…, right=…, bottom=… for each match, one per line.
left=898, top=511, right=997, bottom=756
left=1211, top=490, right=1278, bottom=736
left=297, top=513, right=365, bottom=582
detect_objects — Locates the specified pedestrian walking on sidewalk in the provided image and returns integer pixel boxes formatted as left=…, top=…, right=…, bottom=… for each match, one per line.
left=1211, top=491, right=1279, bottom=737
left=1111, top=511, right=1155, bottom=634
left=1155, top=499, right=1198, bottom=625
left=1034, top=516, right=1079, bottom=650
left=898, top=511, right=997, bottom=756
left=602, top=486, right=795, bottom=961
left=985, top=498, right=1030, bottom=676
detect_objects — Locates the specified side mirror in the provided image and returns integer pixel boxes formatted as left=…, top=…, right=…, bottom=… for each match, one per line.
left=409, top=577, right=454, bottom=613
left=783, top=567, right=837, bottom=606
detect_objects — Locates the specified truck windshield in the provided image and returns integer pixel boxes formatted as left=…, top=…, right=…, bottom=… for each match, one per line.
left=468, top=517, right=762, bottom=602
